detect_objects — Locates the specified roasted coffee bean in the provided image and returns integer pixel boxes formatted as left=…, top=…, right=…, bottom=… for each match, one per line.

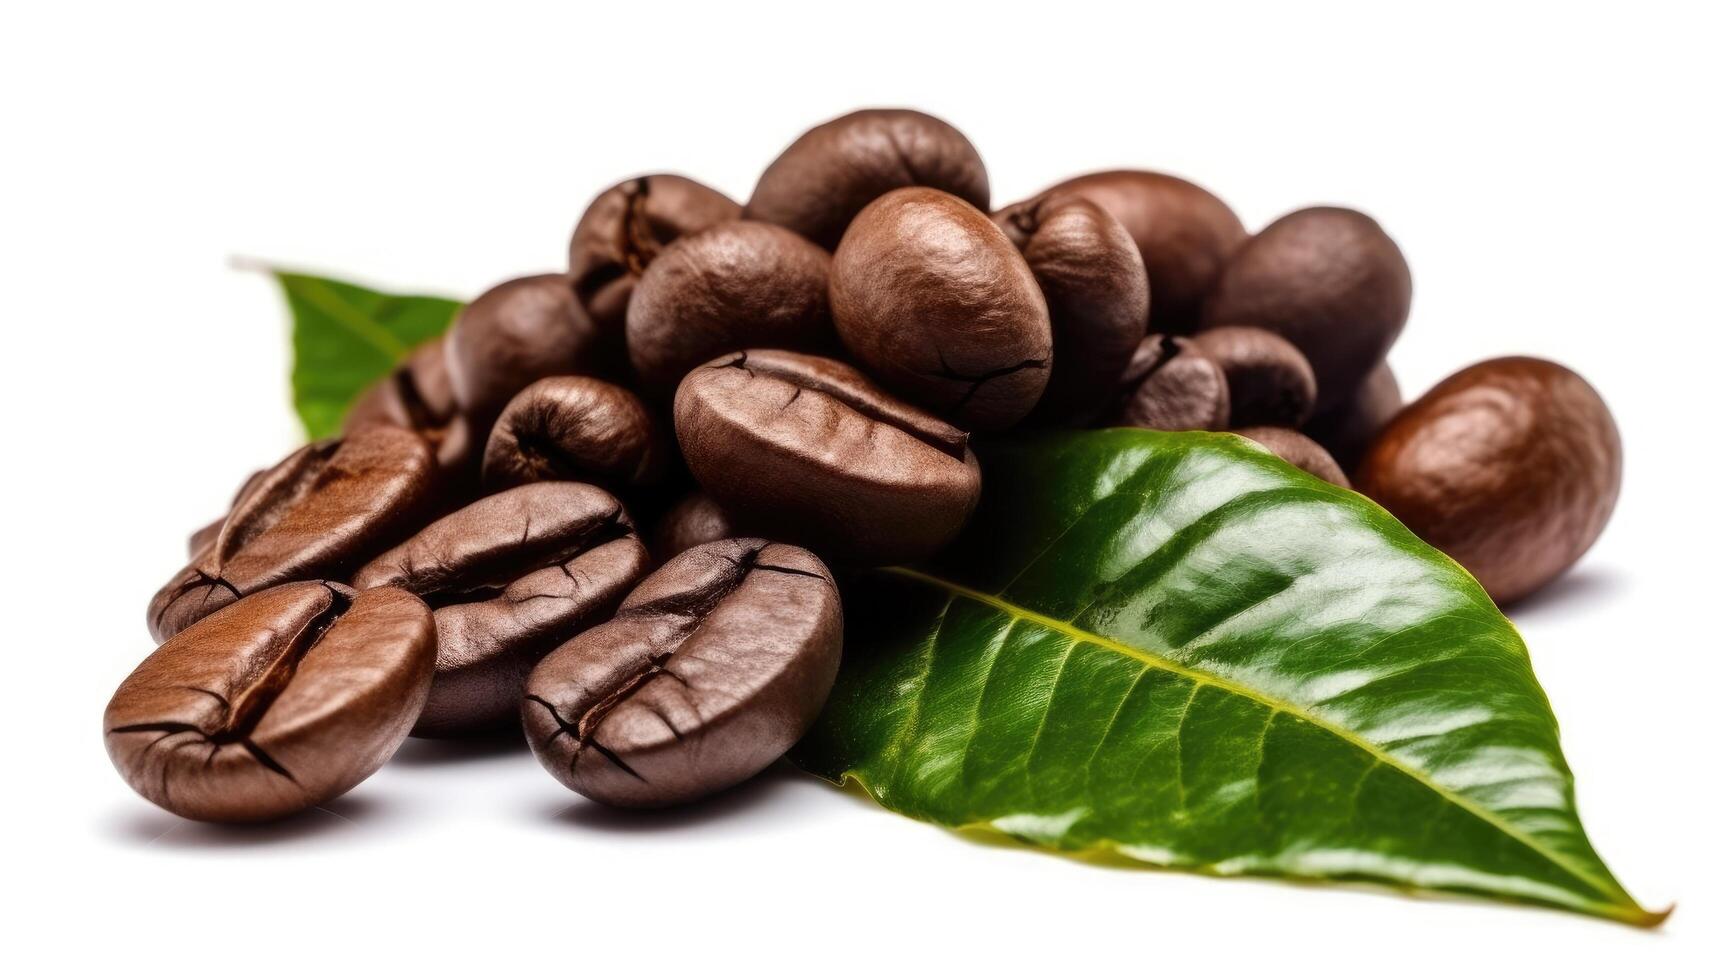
left=1305, top=362, right=1403, bottom=469
left=675, top=353, right=987, bottom=562
left=445, top=274, right=613, bottom=423
left=568, top=175, right=742, bottom=335
left=187, top=515, right=224, bottom=559
left=345, top=337, right=457, bottom=434
left=107, top=582, right=434, bottom=822
left=993, top=192, right=1151, bottom=423
left=186, top=469, right=265, bottom=558
left=522, top=539, right=841, bottom=808
left=1233, top=426, right=1350, bottom=488
left=1036, top=170, right=1247, bottom=334
left=652, top=491, right=741, bottom=562
left=1107, top=334, right=1231, bottom=431
left=1203, top=207, right=1412, bottom=412
left=150, top=426, right=436, bottom=641
left=676, top=350, right=982, bottom=565
left=344, top=337, right=478, bottom=484
left=483, top=376, right=664, bottom=494
left=745, top=108, right=990, bottom=250
left=626, top=220, right=835, bottom=392
left=1357, top=357, right=1621, bottom=605
left=1194, top=325, right=1318, bottom=429
left=353, top=483, right=648, bottom=735
left=831, top=187, right=1051, bottom=430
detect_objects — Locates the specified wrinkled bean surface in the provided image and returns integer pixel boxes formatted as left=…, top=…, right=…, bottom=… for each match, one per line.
left=353, top=482, right=649, bottom=735
left=483, top=376, right=664, bottom=494
left=523, top=539, right=842, bottom=808
left=149, top=426, right=436, bottom=641
left=107, top=582, right=434, bottom=822
left=568, top=174, right=741, bottom=335
left=675, top=350, right=981, bottom=564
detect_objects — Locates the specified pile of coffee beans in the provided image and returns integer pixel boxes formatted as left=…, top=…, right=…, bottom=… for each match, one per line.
left=108, top=108, right=1622, bottom=823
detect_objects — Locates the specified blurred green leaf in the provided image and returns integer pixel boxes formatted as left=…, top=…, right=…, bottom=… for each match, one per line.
left=275, top=270, right=463, bottom=438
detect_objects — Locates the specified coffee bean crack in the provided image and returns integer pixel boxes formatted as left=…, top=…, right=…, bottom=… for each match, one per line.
left=714, top=351, right=970, bottom=459
left=619, top=176, right=664, bottom=276
left=928, top=352, right=1052, bottom=415
left=524, top=543, right=825, bottom=782
left=111, top=584, right=357, bottom=787
left=402, top=505, right=630, bottom=607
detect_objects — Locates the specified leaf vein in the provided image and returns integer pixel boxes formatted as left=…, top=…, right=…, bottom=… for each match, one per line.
left=282, top=274, right=410, bottom=360
left=881, top=565, right=1630, bottom=907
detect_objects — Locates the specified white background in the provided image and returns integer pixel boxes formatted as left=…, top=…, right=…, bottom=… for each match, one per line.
left=3, top=2, right=1710, bottom=975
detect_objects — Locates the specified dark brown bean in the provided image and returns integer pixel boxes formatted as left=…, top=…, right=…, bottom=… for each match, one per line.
left=106, top=582, right=435, bottom=822
left=1357, top=357, right=1621, bottom=605
left=1203, top=207, right=1412, bottom=412
left=1107, top=335, right=1231, bottom=431
left=149, top=426, right=437, bottom=641
left=345, top=337, right=457, bottom=434
left=1037, top=170, right=1248, bottom=334
left=1305, top=361, right=1403, bottom=469
left=626, top=220, right=834, bottom=392
left=522, top=539, right=841, bottom=808
left=445, top=274, right=614, bottom=423
left=1233, top=426, right=1351, bottom=488
left=675, top=350, right=982, bottom=565
left=568, top=175, right=741, bottom=335
left=1194, top=325, right=1318, bottom=429
left=344, top=337, right=479, bottom=485
left=651, top=491, right=742, bottom=563
left=353, top=483, right=649, bottom=735
left=745, top=108, right=990, bottom=250
left=831, top=187, right=1051, bottom=430
left=482, top=376, right=664, bottom=494
left=993, top=192, right=1151, bottom=423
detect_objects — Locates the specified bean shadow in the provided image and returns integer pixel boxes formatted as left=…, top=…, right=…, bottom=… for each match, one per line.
left=1504, top=566, right=1627, bottom=621
left=540, top=761, right=810, bottom=833
left=102, top=793, right=395, bottom=850
left=388, top=729, right=528, bottom=767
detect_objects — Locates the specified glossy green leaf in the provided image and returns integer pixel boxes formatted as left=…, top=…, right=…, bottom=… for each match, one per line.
left=276, top=270, right=463, bottom=438
left=795, top=428, right=1663, bottom=925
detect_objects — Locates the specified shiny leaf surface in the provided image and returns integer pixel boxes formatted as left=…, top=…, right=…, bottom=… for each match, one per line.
left=277, top=270, right=462, bottom=438
left=796, top=429, right=1662, bottom=925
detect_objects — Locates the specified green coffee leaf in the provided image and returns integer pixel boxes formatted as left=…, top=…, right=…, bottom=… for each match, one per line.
left=795, top=428, right=1665, bottom=925
left=275, top=270, right=463, bottom=438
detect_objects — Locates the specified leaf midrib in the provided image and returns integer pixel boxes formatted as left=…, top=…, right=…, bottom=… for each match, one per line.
left=281, top=274, right=409, bottom=360
left=883, top=565, right=1644, bottom=919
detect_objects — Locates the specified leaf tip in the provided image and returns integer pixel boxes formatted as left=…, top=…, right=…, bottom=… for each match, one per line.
left=1623, top=901, right=1674, bottom=928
